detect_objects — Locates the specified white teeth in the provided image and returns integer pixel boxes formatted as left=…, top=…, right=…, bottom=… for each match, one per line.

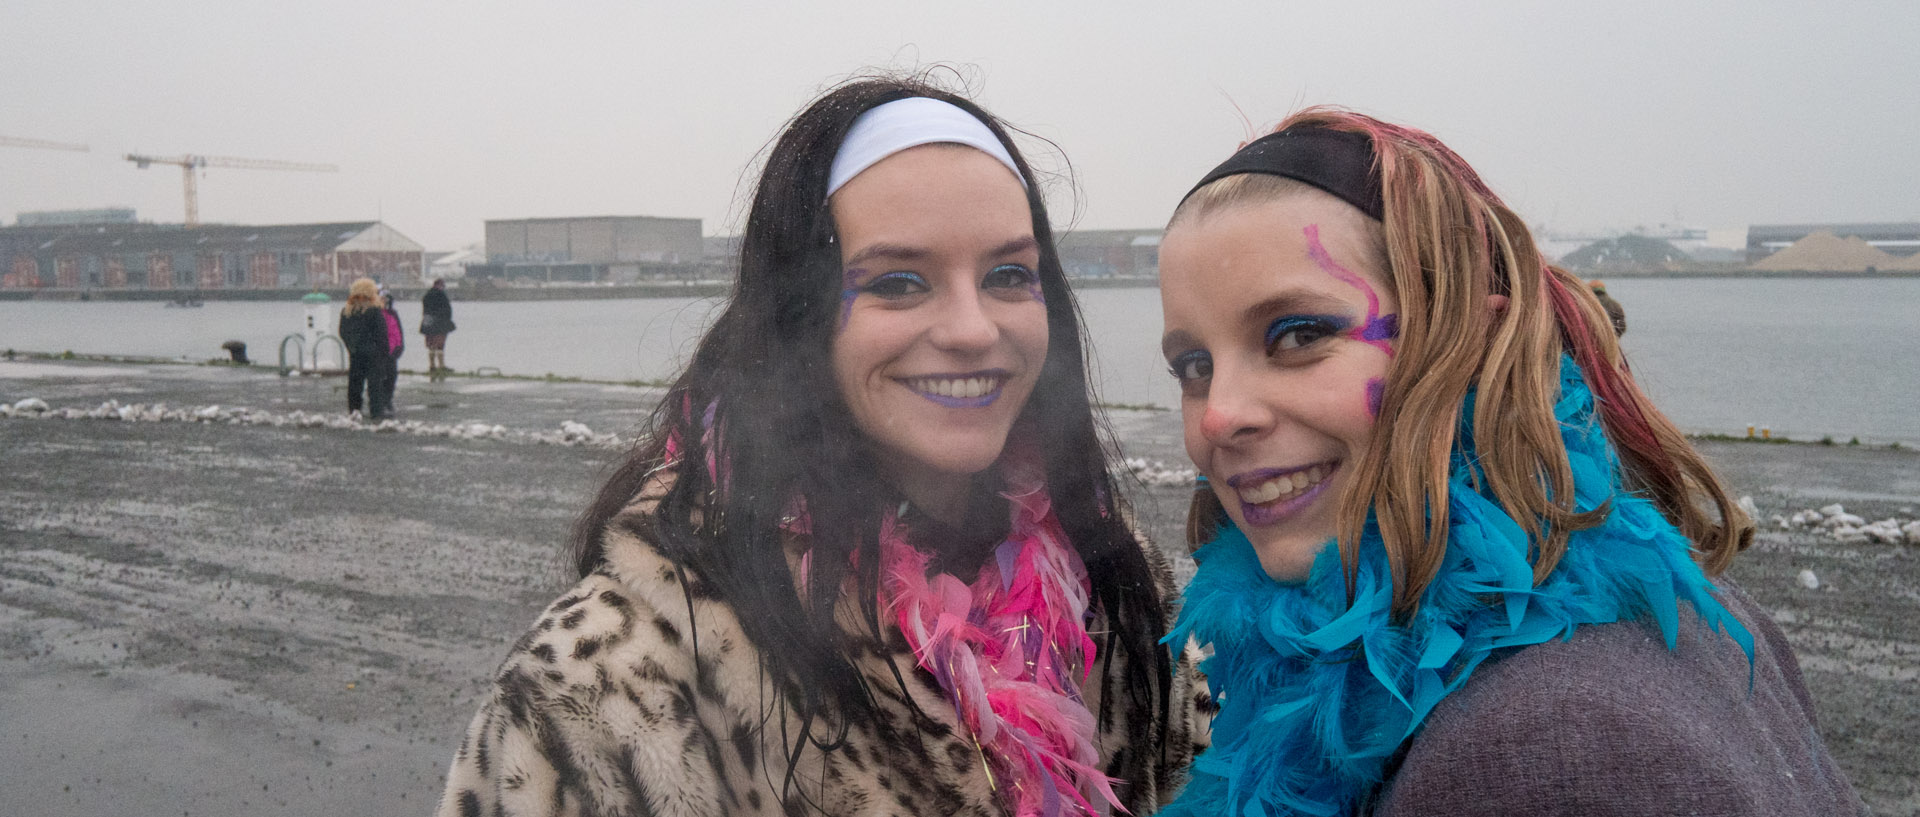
left=1243, top=480, right=1284, bottom=504
left=1236, top=464, right=1332, bottom=506
left=914, top=377, right=999, bottom=399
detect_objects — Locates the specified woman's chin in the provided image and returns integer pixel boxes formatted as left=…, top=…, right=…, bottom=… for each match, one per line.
left=1249, top=533, right=1332, bottom=584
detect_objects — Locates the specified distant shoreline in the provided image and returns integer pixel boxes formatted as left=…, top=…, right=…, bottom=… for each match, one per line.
left=1571, top=269, right=1920, bottom=280
left=6, top=351, right=1914, bottom=448
left=1, top=271, right=1916, bottom=302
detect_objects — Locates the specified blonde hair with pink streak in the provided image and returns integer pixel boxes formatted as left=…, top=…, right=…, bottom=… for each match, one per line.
left=1174, top=107, right=1749, bottom=619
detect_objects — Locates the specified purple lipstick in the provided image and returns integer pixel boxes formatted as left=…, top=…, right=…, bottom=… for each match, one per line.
left=1227, top=461, right=1337, bottom=525
left=901, top=369, right=1010, bottom=408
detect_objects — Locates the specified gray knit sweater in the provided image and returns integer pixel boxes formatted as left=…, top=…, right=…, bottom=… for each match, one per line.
left=1374, top=581, right=1863, bottom=816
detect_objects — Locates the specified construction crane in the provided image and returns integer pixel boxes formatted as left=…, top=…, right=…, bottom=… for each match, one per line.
left=0, top=135, right=89, bottom=152
left=124, top=152, right=337, bottom=227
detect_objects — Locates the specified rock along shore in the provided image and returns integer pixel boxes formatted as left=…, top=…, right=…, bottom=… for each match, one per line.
left=2, top=359, right=1915, bottom=815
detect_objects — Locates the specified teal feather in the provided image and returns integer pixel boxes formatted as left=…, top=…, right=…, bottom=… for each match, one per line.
left=1157, top=356, right=1753, bottom=817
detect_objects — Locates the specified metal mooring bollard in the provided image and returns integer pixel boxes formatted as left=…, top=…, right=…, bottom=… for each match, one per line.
left=221, top=340, right=250, bottom=365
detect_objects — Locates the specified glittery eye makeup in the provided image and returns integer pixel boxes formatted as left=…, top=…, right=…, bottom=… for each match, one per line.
left=837, top=269, right=930, bottom=330
left=983, top=263, right=1044, bottom=303
left=862, top=270, right=929, bottom=296
left=1168, top=349, right=1212, bottom=384
left=1264, top=314, right=1353, bottom=353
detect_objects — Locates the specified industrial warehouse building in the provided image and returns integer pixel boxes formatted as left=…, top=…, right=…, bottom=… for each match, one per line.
left=0, top=221, right=425, bottom=291
left=1054, top=228, right=1163, bottom=278
left=470, top=215, right=706, bottom=282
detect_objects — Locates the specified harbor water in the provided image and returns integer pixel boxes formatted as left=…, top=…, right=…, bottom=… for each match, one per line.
left=2, top=277, right=1916, bottom=444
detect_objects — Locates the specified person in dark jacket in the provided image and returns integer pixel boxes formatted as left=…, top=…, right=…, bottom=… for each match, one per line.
left=419, top=278, right=456, bottom=378
left=372, top=288, right=404, bottom=420
left=1589, top=279, right=1627, bottom=335
left=337, top=277, right=389, bottom=419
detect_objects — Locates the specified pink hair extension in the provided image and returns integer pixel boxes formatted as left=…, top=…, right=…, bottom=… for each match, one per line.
left=1544, top=271, right=1678, bottom=487
left=660, top=396, right=731, bottom=497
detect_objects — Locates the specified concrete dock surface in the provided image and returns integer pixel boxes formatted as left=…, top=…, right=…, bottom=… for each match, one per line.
left=2, top=359, right=1915, bottom=815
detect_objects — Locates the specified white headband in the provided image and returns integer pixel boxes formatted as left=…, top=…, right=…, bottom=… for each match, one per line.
left=825, top=97, right=1028, bottom=198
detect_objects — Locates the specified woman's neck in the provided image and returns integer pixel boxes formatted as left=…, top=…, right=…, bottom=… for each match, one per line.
left=893, top=468, right=977, bottom=527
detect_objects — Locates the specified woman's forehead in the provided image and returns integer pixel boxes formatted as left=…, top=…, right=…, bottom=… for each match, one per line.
left=830, top=147, right=1035, bottom=256
left=1167, top=198, right=1380, bottom=279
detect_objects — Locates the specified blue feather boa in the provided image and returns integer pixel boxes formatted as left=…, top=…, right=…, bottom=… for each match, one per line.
left=1159, top=356, right=1753, bottom=817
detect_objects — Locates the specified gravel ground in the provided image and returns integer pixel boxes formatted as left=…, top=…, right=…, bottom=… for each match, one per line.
left=2, top=359, right=1914, bottom=815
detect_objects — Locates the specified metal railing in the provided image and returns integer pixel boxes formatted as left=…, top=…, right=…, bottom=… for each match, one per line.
left=279, top=333, right=347, bottom=375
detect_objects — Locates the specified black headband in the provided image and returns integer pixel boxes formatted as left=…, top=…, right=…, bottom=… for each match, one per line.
left=1181, top=127, right=1383, bottom=221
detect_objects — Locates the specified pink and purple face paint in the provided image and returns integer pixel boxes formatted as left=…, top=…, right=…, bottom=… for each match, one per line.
left=1304, top=224, right=1398, bottom=416
left=1023, top=271, right=1046, bottom=306
left=838, top=267, right=867, bottom=329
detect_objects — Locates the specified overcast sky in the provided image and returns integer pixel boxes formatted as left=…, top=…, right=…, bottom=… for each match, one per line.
left=3, top=0, right=1916, bottom=250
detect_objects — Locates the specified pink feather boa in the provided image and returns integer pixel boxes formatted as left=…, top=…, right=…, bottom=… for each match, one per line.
left=672, top=410, right=1122, bottom=814
left=877, top=459, right=1123, bottom=817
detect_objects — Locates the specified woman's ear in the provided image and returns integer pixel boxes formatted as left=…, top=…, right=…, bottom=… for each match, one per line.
left=1487, top=293, right=1510, bottom=315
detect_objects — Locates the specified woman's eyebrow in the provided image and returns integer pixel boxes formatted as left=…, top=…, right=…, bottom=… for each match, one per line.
left=1161, top=329, right=1198, bottom=360
left=842, top=242, right=931, bottom=268
left=1162, top=290, right=1357, bottom=359
left=1246, top=291, right=1354, bottom=320
left=986, top=236, right=1038, bottom=258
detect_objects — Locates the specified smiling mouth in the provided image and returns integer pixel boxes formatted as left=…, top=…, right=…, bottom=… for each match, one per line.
left=902, top=371, right=1009, bottom=408
left=1228, top=462, right=1336, bottom=524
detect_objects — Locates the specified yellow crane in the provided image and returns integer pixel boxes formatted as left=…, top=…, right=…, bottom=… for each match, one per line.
left=0, top=135, right=89, bottom=152
left=124, top=152, right=337, bottom=227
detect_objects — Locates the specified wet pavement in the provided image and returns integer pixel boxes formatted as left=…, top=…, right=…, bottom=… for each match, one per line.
left=1, top=359, right=1914, bottom=815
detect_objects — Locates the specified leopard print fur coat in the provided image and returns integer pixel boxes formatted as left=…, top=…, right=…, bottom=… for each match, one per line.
left=436, top=493, right=1209, bottom=817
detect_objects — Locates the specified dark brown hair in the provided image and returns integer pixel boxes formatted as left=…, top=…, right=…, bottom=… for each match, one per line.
left=571, top=71, right=1174, bottom=800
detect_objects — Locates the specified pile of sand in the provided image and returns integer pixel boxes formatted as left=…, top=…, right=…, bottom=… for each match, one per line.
left=1889, top=249, right=1920, bottom=271
left=1751, top=231, right=1900, bottom=272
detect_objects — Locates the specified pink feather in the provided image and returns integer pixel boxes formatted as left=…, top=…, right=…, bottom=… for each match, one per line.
left=874, top=463, right=1122, bottom=816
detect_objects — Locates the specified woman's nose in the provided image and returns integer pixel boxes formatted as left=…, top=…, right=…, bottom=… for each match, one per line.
left=929, top=290, right=998, bottom=351
left=1198, top=366, right=1274, bottom=445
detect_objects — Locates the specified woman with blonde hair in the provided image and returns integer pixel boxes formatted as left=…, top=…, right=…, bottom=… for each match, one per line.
left=1154, top=109, right=1861, bottom=815
left=337, top=277, right=390, bottom=419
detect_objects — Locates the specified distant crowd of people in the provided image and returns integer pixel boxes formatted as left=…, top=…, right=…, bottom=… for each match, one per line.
left=337, top=276, right=456, bottom=420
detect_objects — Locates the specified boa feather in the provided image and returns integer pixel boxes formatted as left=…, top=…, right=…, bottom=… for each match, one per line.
left=880, top=457, right=1122, bottom=817
left=1158, top=356, right=1754, bottom=817
left=687, top=402, right=1118, bottom=814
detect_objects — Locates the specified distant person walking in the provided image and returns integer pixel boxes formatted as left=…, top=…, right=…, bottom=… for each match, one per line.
left=1590, top=279, right=1627, bottom=335
left=419, top=278, right=456, bottom=378
left=375, top=288, right=405, bottom=420
left=337, top=278, right=391, bottom=419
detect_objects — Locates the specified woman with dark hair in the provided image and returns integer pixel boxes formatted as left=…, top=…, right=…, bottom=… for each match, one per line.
left=420, top=277, right=455, bottom=376
left=1154, top=109, right=1862, bottom=816
left=437, top=75, right=1197, bottom=817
